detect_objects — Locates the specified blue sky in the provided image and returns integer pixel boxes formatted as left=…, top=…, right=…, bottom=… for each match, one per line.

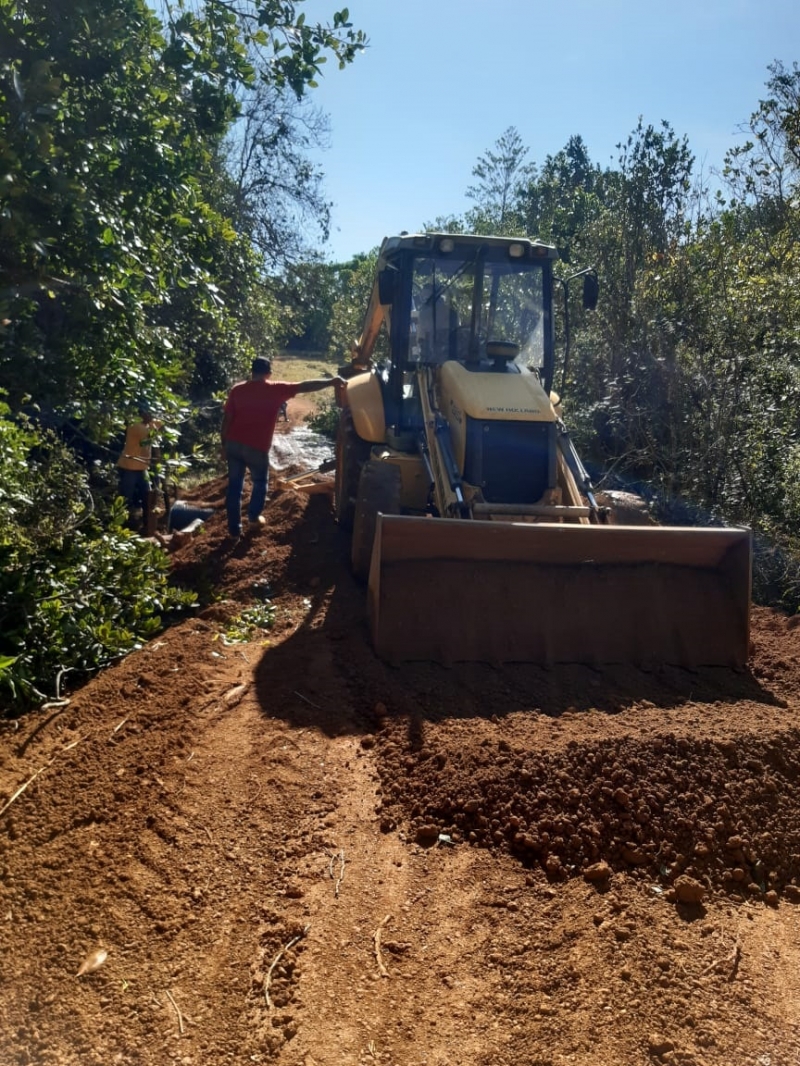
left=299, top=0, right=800, bottom=262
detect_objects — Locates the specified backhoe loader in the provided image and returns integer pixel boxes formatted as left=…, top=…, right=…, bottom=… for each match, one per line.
left=334, top=232, right=751, bottom=667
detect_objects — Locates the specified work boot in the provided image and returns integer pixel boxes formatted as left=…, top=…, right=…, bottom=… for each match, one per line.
left=248, top=515, right=266, bottom=530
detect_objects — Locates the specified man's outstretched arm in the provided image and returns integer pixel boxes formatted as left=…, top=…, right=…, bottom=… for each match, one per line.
left=295, top=376, right=345, bottom=394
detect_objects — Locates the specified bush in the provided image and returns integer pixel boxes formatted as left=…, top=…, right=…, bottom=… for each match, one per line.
left=305, top=395, right=339, bottom=438
left=0, top=407, right=195, bottom=713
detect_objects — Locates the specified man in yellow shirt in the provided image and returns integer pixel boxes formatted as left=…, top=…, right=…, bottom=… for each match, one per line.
left=117, top=401, right=160, bottom=530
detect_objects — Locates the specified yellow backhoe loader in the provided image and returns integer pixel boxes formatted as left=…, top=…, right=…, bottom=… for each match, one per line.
left=334, top=232, right=751, bottom=667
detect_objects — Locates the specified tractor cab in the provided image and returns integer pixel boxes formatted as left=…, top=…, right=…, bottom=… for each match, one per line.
left=372, top=234, right=560, bottom=437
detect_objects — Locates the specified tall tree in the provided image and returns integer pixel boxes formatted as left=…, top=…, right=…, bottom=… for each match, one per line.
left=723, top=60, right=800, bottom=242
left=225, top=79, right=332, bottom=269
left=465, top=126, right=532, bottom=232
left=519, top=135, right=603, bottom=259
left=567, top=120, right=694, bottom=473
left=327, top=251, right=380, bottom=363
left=276, top=260, right=343, bottom=353
left=0, top=0, right=365, bottom=424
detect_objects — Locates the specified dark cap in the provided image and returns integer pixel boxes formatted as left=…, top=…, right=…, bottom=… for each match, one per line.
left=251, top=356, right=272, bottom=376
left=136, top=398, right=152, bottom=416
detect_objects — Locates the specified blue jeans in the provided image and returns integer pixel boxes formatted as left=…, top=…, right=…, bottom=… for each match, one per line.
left=118, top=468, right=151, bottom=531
left=225, top=440, right=269, bottom=535
left=118, top=468, right=149, bottom=509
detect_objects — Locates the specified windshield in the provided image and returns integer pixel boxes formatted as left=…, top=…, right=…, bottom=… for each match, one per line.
left=408, top=253, right=546, bottom=368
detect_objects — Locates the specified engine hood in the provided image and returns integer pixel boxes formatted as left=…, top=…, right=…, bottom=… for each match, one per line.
left=438, top=361, right=555, bottom=424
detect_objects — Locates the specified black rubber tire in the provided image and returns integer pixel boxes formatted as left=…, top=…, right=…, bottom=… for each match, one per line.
left=351, top=460, right=402, bottom=581
left=334, top=408, right=371, bottom=531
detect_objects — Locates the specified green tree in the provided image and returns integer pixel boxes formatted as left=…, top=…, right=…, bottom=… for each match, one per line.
left=668, top=64, right=800, bottom=533
left=519, top=135, right=603, bottom=259
left=465, top=126, right=532, bottom=233
left=0, top=0, right=365, bottom=426
left=327, top=251, right=380, bottom=363
left=225, top=78, right=333, bottom=268
left=277, top=260, right=343, bottom=352
left=567, top=120, right=694, bottom=475
left=724, top=60, right=800, bottom=243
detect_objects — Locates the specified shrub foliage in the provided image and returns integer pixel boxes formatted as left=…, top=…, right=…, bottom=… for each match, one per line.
left=0, top=406, right=195, bottom=711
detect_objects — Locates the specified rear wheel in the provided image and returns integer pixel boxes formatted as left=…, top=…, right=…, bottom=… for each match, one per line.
left=334, top=408, right=371, bottom=531
left=351, top=460, right=402, bottom=581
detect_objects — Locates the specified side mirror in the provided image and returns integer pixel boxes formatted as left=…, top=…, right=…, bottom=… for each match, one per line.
left=582, top=273, right=599, bottom=311
left=378, top=268, right=395, bottom=306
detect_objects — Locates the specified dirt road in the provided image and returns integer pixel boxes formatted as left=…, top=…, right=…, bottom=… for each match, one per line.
left=2, top=421, right=800, bottom=1065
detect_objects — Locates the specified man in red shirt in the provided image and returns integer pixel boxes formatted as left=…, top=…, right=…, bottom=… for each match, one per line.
left=221, top=356, right=344, bottom=538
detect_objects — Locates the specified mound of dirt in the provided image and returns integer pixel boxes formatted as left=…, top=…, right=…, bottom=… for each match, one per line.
left=2, top=476, right=800, bottom=1065
left=376, top=704, right=800, bottom=897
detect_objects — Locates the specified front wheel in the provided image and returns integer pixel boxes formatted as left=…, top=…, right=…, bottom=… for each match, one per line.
left=334, top=408, right=371, bottom=531
left=351, top=460, right=402, bottom=581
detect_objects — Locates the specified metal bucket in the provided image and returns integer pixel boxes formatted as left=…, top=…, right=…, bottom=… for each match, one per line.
left=367, top=515, right=752, bottom=668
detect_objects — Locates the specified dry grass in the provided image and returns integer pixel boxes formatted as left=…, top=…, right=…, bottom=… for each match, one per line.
left=272, top=351, right=340, bottom=382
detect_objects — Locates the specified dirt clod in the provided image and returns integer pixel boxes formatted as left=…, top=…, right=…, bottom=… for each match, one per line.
left=414, top=823, right=440, bottom=846
left=649, top=1035, right=675, bottom=1058
left=673, top=876, right=706, bottom=905
left=584, top=861, right=612, bottom=883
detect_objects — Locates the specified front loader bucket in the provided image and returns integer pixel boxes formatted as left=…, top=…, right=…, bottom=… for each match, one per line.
left=367, top=516, right=752, bottom=667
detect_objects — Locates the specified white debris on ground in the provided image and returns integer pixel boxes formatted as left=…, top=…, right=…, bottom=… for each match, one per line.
left=270, top=425, right=334, bottom=473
